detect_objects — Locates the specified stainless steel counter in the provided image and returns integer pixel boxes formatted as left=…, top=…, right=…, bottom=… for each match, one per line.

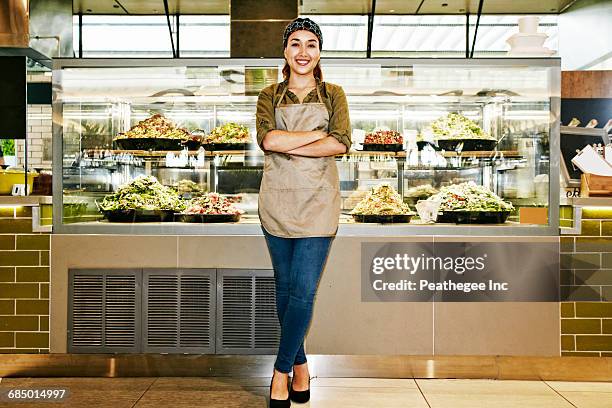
left=55, top=218, right=558, bottom=236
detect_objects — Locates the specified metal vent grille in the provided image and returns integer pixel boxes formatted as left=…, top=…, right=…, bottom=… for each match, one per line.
left=146, top=275, right=179, bottom=348
left=105, top=275, right=137, bottom=347
left=143, top=269, right=215, bottom=354
left=71, top=274, right=103, bottom=348
left=220, top=276, right=253, bottom=350
left=217, top=270, right=279, bottom=354
left=254, top=276, right=281, bottom=348
left=180, top=274, right=213, bottom=349
left=68, top=269, right=140, bottom=353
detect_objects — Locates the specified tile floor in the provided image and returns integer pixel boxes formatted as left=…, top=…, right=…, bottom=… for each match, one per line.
left=0, top=377, right=611, bottom=407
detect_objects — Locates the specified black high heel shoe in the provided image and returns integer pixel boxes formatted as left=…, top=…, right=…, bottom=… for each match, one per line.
left=269, top=370, right=291, bottom=408
left=289, top=375, right=310, bottom=403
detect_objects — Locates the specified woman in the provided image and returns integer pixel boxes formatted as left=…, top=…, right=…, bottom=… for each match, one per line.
left=256, top=18, right=351, bottom=408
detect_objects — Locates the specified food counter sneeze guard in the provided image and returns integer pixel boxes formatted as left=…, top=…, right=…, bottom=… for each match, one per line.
left=51, top=58, right=560, bottom=236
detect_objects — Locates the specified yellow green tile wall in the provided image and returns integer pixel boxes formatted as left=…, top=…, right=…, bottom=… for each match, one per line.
left=0, top=205, right=49, bottom=354
left=560, top=204, right=612, bottom=357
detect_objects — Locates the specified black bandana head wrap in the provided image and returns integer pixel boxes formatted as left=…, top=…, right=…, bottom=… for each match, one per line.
left=282, top=18, right=323, bottom=50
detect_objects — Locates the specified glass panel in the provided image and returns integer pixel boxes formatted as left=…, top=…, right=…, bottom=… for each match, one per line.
left=78, top=16, right=175, bottom=58
left=372, top=15, right=466, bottom=57
left=371, top=15, right=558, bottom=57
left=300, top=15, right=368, bottom=57
left=470, top=15, right=558, bottom=56
left=179, top=15, right=230, bottom=57
left=54, top=60, right=557, bottom=230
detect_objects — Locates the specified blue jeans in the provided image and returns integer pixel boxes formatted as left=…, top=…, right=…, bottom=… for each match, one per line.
left=262, top=227, right=333, bottom=374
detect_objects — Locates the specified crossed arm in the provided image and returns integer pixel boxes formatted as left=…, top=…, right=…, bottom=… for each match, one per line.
left=261, top=129, right=347, bottom=157
left=256, top=84, right=351, bottom=157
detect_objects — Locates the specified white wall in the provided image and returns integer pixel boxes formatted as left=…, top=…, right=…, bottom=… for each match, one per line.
left=16, top=73, right=53, bottom=170
left=559, top=0, right=612, bottom=70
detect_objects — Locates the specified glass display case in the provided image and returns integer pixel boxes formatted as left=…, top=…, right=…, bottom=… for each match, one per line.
left=52, top=58, right=560, bottom=235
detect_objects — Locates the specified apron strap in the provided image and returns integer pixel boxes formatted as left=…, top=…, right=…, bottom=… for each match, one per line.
left=315, top=81, right=324, bottom=104
left=276, top=84, right=288, bottom=108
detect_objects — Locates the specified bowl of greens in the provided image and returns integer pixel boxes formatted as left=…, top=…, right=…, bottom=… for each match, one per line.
left=422, top=113, right=497, bottom=151
left=427, top=181, right=514, bottom=224
left=98, top=175, right=185, bottom=222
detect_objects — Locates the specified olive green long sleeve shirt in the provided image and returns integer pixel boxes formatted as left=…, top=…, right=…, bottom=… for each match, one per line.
left=256, top=79, right=352, bottom=152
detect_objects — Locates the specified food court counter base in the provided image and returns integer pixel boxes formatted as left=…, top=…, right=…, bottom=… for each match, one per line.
left=50, top=234, right=560, bottom=355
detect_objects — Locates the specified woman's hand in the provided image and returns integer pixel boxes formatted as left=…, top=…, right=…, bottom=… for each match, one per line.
left=262, top=129, right=326, bottom=153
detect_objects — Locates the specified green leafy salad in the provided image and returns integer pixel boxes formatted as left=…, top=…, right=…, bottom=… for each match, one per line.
left=99, top=175, right=186, bottom=212
left=203, top=123, right=250, bottom=144
left=351, top=184, right=414, bottom=215
left=427, top=181, right=514, bottom=212
left=424, top=113, right=495, bottom=140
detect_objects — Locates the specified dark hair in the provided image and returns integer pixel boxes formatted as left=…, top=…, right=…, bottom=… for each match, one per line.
left=282, top=61, right=323, bottom=81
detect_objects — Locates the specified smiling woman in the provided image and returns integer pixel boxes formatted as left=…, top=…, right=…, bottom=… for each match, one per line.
left=255, top=17, right=352, bottom=408
left=281, top=21, right=323, bottom=83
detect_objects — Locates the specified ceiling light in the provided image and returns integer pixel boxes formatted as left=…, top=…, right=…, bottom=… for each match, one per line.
left=389, top=9, right=395, bottom=12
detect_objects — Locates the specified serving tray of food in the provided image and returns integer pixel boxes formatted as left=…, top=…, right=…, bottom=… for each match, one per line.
left=437, top=139, right=497, bottom=152
left=175, top=193, right=244, bottom=223
left=419, top=113, right=498, bottom=152
left=97, top=175, right=186, bottom=222
left=360, top=130, right=404, bottom=152
left=360, top=143, right=404, bottom=152
left=101, top=209, right=176, bottom=223
left=201, top=123, right=251, bottom=150
left=350, top=184, right=415, bottom=223
left=113, top=114, right=193, bottom=151
left=201, top=143, right=249, bottom=151
left=114, top=138, right=184, bottom=151
left=436, top=210, right=511, bottom=224
left=425, top=181, right=514, bottom=224
left=351, top=214, right=413, bottom=223
left=174, top=213, right=241, bottom=223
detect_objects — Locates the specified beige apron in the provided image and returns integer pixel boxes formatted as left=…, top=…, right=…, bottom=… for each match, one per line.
left=258, top=83, right=341, bottom=238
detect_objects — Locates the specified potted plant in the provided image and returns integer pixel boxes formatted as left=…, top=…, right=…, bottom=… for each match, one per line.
left=0, top=139, right=16, bottom=166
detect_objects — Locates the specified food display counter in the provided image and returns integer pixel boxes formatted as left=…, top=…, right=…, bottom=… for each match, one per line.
left=52, top=58, right=560, bottom=236
left=49, top=58, right=563, bottom=357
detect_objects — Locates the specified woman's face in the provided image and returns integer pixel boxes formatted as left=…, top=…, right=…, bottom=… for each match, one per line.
left=284, top=30, right=320, bottom=77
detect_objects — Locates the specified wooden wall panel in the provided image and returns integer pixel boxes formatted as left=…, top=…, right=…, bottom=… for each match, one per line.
left=562, top=71, right=612, bottom=99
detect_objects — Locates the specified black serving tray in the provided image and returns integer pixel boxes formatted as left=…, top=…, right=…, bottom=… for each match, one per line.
left=436, top=139, right=497, bottom=152
left=114, top=138, right=184, bottom=151
left=101, top=209, right=176, bottom=222
left=181, top=139, right=202, bottom=151
left=360, top=143, right=404, bottom=152
left=352, top=214, right=413, bottom=223
left=417, top=141, right=440, bottom=151
left=174, top=213, right=241, bottom=223
left=436, top=210, right=511, bottom=224
left=201, top=143, right=249, bottom=151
